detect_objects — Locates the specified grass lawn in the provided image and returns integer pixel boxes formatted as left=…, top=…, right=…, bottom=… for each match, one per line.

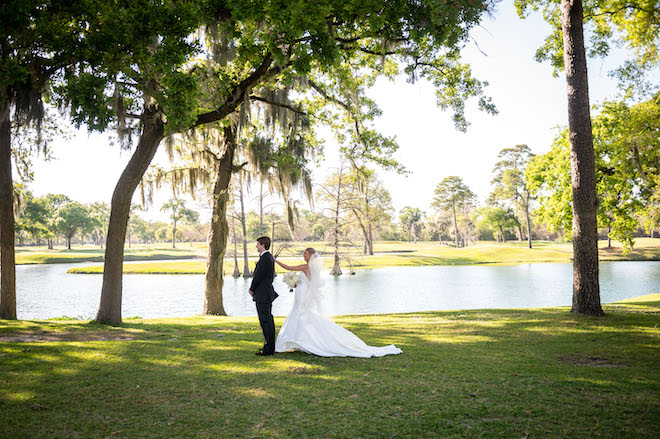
left=15, top=243, right=207, bottom=265
left=65, top=238, right=660, bottom=274
left=0, top=295, right=658, bottom=438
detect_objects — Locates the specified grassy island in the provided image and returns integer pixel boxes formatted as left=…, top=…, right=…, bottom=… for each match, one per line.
left=57, top=238, right=660, bottom=275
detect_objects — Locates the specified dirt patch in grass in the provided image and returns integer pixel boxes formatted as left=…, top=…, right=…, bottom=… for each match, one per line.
left=287, top=366, right=320, bottom=375
left=0, top=331, right=138, bottom=343
left=560, top=355, right=628, bottom=367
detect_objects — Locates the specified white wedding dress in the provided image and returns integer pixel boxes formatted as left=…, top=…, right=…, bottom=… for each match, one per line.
left=275, top=253, right=402, bottom=358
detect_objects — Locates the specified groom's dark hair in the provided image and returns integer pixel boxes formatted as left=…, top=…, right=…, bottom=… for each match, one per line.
left=257, top=236, right=271, bottom=250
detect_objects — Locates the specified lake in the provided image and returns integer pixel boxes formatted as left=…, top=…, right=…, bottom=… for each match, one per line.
left=14, top=261, right=660, bottom=320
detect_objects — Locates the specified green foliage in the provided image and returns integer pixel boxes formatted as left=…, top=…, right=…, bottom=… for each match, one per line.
left=14, top=192, right=81, bottom=245
left=160, top=198, right=199, bottom=244
left=525, top=133, right=573, bottom=239
left=63, top=73, right=115, bottom=131
left=0, top=0, right=90, bottom=110
left=593, top=93, right=660, bottom=246
left=87, top=202, right=110, bottom=244
left=10, top=106, right=68, bottom=183
left=526, top=94, right=660, bottom=251
left=54, top=202, right=97, bottom=246
left=490, top=145, right=535, bottom=204
left=398, top=206, right=425, bottom=242
left=432, top=176, right=476, bottom=213
left=54, top=0, right=498, bottom=154
left=14, top=190, right=54, bottom=242
left=515, top=0, right=660, bottom=93
left=474, top=206, right=521, bottom=241
left=489, top=144, right=535, bottom=241
left=345, top=168, right=394, bottom=238
left=54, top=0, right=205, bottom=138
left=297, top=210, right=334, bottom=241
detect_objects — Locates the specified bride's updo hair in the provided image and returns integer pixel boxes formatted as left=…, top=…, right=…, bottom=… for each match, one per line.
left=305, top=247, right=316, bottom=255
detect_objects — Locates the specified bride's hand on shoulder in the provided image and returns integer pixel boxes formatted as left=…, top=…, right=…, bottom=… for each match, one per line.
left=275, top=259, right=293, bottom=270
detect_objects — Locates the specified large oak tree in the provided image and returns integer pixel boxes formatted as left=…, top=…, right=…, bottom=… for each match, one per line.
left=55, top=0, right=497, bottom=323
left=516, top=0, right=660, bottom=315
left=1, top=1, right=91, bottom=319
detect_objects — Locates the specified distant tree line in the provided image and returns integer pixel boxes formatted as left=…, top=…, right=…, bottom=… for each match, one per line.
left=14, top=190, right=206, bottom=249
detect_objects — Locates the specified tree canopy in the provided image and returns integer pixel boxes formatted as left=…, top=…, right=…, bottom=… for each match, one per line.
left=526, top=93, right=660, bottom=252
left=515, top=0, right=660, bottom=94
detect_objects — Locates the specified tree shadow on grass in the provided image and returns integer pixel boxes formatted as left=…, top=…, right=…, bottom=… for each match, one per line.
left=1, top=305, right=658, bottom=438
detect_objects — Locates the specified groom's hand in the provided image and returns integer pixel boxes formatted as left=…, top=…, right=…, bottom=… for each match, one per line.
left=249, top=290, right=254, bottom=296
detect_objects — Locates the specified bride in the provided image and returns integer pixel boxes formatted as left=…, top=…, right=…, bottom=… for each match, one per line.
left=274, top=248, right=402, bottom=358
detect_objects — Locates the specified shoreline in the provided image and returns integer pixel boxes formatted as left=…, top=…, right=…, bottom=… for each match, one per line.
left=4, top=293, right=659, bottom=324
left=64, top=255, right=660, bottom=275
left=12, top=239, right=660, bottom=274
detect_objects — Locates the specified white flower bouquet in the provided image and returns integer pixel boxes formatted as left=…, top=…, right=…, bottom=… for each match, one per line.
left=282, top=272, right=299, bottom=291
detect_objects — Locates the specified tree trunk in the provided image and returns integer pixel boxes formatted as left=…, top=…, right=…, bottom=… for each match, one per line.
left=232, top=211, right=240, bottom=277
left=271, top=221, right=275, bottom=255
left=561, top=0, right=603, bottom=316
left=452, top=203, right=459, bottom=248
left=330, top=166, right=343, bottom=276
left=607, top=225, right=612, bottom=248
left=525, top=192, right=532, bottom=249
left=171, top=220, right=177, bottom=249
left=368, top=224, right=374, bottom=255
left=67, top=236, right=72, bottom=250
left=499, top=226, right=506, bottom=243
left=365, top=197, right=374, bottom=255
left=259, top=180, right=264, bottom=236
left=0, top=98, right=16, bottom=320
left=204, top=126, right=237, bottom=316
left=354, top=211, right=370, bottom=255
left=239, top=177, right=251, bottom=278
left=96, top=107, right=164, bottom=324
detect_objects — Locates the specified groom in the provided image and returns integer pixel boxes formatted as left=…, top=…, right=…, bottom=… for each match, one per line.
left=249, top=236, right=278, bottom=356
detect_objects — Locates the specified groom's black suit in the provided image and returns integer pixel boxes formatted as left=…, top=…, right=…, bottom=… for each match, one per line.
left=250, top=251, right=278, bottom=354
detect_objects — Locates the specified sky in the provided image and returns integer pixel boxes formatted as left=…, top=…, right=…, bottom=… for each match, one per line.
left=27, top=2, right=640, bottom=223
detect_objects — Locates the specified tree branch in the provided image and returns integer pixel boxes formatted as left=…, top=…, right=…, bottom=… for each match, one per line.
left=585, top=4, right=660, bottom=21
left=249, top=95, right=306, bottom=116
left=308, top=79, right=352, bottom=113
left=337, top=43, right=397, bottom=56
left=193, top=53, right=287, bottom=129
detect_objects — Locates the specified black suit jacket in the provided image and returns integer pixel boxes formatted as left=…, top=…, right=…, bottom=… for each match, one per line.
left=250, top=251, right=278, bottom=303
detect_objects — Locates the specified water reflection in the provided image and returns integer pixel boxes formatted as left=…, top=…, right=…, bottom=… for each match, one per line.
left=14, top=261, right=660, bottom=320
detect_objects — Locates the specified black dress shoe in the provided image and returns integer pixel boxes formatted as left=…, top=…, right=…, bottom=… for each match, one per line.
left=255, top=350, right=274, bottom=356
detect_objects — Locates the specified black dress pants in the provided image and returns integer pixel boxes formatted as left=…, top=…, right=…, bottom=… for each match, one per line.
left=255, top=301, right=275, bottom=353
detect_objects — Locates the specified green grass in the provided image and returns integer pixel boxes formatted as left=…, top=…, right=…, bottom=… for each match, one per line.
left=1, top=295, right=658, bottom=438
left=15, top=243, right=207, bottom=265
left=66, top=238, right=660, bottom=274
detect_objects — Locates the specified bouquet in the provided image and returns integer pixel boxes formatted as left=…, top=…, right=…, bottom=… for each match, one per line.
left=282, top=272, right=300, bottom=292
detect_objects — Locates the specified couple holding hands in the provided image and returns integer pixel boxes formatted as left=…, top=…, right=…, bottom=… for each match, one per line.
left=249, top=236, right=402, bottom=358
